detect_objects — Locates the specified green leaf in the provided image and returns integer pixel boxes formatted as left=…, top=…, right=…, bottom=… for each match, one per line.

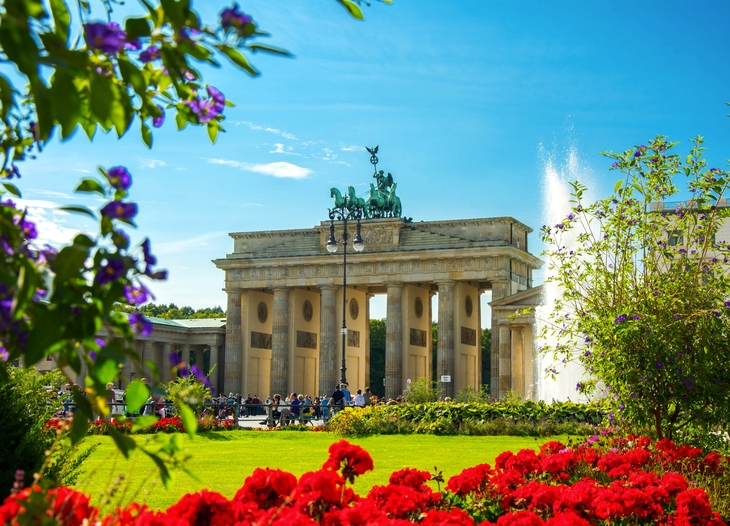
left=132, top=415, right=158, bottom=431
left=59, top=205, right=96, bottom=219
left=337, top=0, right=365, bottom=20
left=141, top=122, right=152, bottom=148
left=614, top=180, right=623, bottom=193
left=93, top=357, right=119, bottom=385
left=50, top=71, right=81, bottom=138
left=2, top=182, right=21, bottom=197
left=125, top=17, right=152, bottom=39
left=75, top=178, right=105, bottom=195
left=179, top=402, right=198, bottom=438
left=175, top=110, right=188, bottom=130
left=53, top=243, right=89, bottom=283
left=25, top=309, right=64, bottom=364
left=49, top=0, right=71, bottom=43
left=139, top=448, right=172, bottom=488
left=118, top=58, right=146, bottom=98
left=207, top=121, right=219, bottom=143
left=125, top=380, right=149, bottom=414
left=214, top=44, right=259, bottom=76
left=69, top=406, right=90, bottom=443
left=11, top=259, right=37, bottom=320
left=248, top=43, right=293, bottom=57
left=0, top=74, right=17, bottom=120
left=107, top=427, right=137, bottom=459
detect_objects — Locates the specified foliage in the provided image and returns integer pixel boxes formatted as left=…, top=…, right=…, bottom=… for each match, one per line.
left=455, top=384, right=493, bottom=403
left=122, top=303, right=225, bottom=319
left=3, top=437, right=727, bottom=524
left=328, top=400, right=605, bottom=437
left=167, top=376, right=211, bottom=417
left=541, top=136, right=730, bottom=445
left=403, top=376, right=439, bottom=403
left=0, top=0, right=386, bottom=485
left=0, top=364, right=62, bottom=498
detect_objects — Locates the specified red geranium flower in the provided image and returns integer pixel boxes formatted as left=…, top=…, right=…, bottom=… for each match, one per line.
left=323, top=440, right=374, bottom=484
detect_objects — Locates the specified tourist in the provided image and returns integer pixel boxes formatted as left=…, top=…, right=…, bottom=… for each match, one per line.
left=244, top=394, right=253, bottom=417
left=363, top=387, right=372, bottom=407
left=279, top=394, right=294, bottom=426
left=341, top=383, right=351, bottom=404
left=252, top=394, right=261, bottom=415
left=353, top=389, right=365, bottom=407
left=321, top=395, right=329, bottom=423
left=302, top=394, right=312, bottom=418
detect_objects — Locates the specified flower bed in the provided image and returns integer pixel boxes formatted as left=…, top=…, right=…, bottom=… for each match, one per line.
left=328, top=401, right=605, bottom=437
left=2, top=436, right=728, bottom=524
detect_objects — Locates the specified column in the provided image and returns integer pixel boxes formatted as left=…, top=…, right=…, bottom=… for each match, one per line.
left=225, top=290, right=242, bottom=395
left=319, top=286, right=338, bottom=395
left=428, top=291, right=435, bottom=380
left=499, top=324, right=511, bottom=399
left=437, top=281, right=455, bottom=399
left=210, top=344, right=220, bottom=395
left=194, top=345, right=204, bottom=378
left=142, top=340, right=153, bottom=381
left=364, top=293, right=372, bottom=389
left=271, top=288, right=290, bottom=396
left=385, top=284, right=403, bottom=400
left=490, top=280, right=510, bottom=398
left=510, top=327, right=524, bottom=398
left=160, top=342, right=172, bottom=384
left=522, top=324, right=535, bottom=401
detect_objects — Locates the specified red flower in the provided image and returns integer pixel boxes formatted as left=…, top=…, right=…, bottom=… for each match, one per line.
left=545, top=510, right=592, bottom=525
left=323, top=440, right=374, bottom=484
left=496, top=510, right=545, bottom=525
left=420, top=508, right=476, bottom=525
left=388, top=467, right=431, bottom=489
left=446, top=463, right=493, bottom=496
left=234, top=467, right=297, bottom=510
left=539, top=441, right=566, bottom=455
left=163, top=489, right=234, bottom=526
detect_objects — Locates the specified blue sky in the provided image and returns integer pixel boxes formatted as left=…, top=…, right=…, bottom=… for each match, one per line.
left=13, top=0, right=730, bottom=322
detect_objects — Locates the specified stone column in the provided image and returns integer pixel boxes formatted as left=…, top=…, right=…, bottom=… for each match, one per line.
left=522, top=324, right=535, bottom=401
left=160, top=342, right=172, bottom=384
left=491, top=280, right=510, bottom=398
left=210, top=344, right=219, bottom=395
left=510, top=327, right=524, bottom=398
left=271, top=288, right=290, bottom=396
left=498, top=324, right=511, bottom=399
left=428, top=291, right=435, bottom=381
left=225, top=290, right=242, bottom=395
left=437, top=281, right=455, bottom=399
left=385, top=284, right=403, bottom=400
left=319, top=286, right=338, bottom=395
left=142, top=341, right=153, bottom=381
left=364, top=293, right=372, bottom=389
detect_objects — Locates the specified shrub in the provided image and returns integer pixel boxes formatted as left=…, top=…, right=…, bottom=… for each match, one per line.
left=402, top=376, right=440, bottom=403
left=167, top=377, right=210, bottom=417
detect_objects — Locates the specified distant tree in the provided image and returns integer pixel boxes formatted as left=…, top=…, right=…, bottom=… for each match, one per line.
left=123, top=303, right=225, bottom=319
left=368, top=319, right=386, bottom=397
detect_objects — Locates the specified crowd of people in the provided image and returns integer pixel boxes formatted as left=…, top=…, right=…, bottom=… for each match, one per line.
left=210, top=383, right=376, bottom=426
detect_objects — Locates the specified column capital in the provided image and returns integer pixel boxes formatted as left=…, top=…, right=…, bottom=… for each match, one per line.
left=319, top=285, right=339, bottom=291
left=384, top=282, right=403, bottom=289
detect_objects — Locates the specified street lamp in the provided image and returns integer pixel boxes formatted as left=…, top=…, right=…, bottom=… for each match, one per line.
left=327, top=202, right=365, bottom=386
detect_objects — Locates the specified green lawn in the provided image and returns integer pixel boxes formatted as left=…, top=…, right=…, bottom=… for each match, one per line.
left=75, top=431, right=563, bottom=511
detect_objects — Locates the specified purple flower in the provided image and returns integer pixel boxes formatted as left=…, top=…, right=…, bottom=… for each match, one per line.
left=101, top=201, right=137, bottom=219
left=106, top=166, right=132, bottom=190
left=634, top=149, right=642, bottom=158
left=178, top=27, right=201, bottom=42
left=96, top=259, right=125, bottom=285
left=84, top=22, right=127, bottom=55
left=139, top=45, right=160, bottom=63
left=169, top=352, right=184, bottom=367
left=124, top=284, right=149, bottom=305
left=95, top=338, right=106, bottom=348
left=186, top=86, right=225, bottom=123
left=19, top=219, right=37, bottom=240
left=190, top=364, right=212, bottom=387
left=152, top=105, right=165, bottom=128
left=88, top=350, right=97, bottom=361
left=611, top=162, right=618, bottom=168
left=129, top=313, right=153, bottom=336
left=221, top=3, right=253, bottom=32
left=124, top=39, right=142, bottom=51
left=0, top=344, right=8, bottom=362
left=111, top=229, right=130, bottom=250
left=619, top=404, right=625, bottom=410
left=614, top=314, right=627, bottom=324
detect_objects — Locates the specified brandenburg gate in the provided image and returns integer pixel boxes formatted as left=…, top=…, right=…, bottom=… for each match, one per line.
left=214, top=151, right=543, bottom=400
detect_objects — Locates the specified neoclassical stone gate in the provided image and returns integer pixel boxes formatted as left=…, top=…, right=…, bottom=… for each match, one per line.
left=214, top=216, right=542, bottom=400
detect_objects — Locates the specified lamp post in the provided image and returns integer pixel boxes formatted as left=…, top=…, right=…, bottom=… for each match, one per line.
left=326, top=202, right=365, bottom=386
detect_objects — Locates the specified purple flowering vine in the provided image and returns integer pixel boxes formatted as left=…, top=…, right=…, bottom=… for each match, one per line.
left=84, top=22, right=127, bottom=55
left=101, top=201, right=138, bottom=220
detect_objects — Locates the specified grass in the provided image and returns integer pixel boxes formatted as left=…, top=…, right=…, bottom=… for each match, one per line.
left=75, top=431, right=567, bottom=512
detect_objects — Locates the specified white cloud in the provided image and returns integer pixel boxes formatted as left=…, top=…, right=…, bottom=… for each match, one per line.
left=154, top=232, right=227, bottom=256
left=270, top=143, right=302, bottom=156
left=231, top=120, right=298, bottom=141
left=207, top=158, right=312, bottom=179
left=137, top=158, right=167, bottom=169
left=340, top=145, right=364, bottom=152
left=28, top=190, right=73, bottom=199
left=14, top=198, right=84, bottom=248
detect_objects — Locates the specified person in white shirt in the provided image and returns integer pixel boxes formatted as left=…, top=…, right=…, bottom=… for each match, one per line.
left=353, top=389, right=365, bottom=407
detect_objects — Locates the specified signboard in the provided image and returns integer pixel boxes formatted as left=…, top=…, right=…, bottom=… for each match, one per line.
left=440, top=375, right=451, bottom=383
left=406, top=377, right=412, bottom=385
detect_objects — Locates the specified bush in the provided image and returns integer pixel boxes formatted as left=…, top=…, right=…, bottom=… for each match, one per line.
left=402, top=376, right=439, bottom=403
left=167, top=377, right=211, bottom=417
left=0, top=364, right=62, bottom=498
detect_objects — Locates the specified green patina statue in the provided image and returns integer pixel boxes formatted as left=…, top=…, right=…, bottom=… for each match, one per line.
left=329, top=146, right=404, bottom=219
